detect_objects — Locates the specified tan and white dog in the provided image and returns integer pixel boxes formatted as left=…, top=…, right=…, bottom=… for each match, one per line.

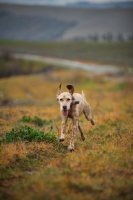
left=57, top=84, right=95, bottom=151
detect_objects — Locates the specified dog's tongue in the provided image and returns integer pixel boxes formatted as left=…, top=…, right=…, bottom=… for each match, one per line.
left=62, top=110, right=68, bottom=117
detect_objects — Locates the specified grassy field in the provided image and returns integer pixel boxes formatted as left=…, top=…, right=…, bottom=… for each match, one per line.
left=0, top=54, right=133, bottom=200
left=0, top=40, right=133, bottom=67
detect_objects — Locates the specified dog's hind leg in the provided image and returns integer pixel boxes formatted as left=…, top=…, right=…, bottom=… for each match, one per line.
left=83, top=102, right=95, bottom=125
left=78, top=122, right=85, bottom=141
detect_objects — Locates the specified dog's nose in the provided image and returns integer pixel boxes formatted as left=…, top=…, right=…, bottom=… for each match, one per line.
left=63, top=105, right=67, bottom=110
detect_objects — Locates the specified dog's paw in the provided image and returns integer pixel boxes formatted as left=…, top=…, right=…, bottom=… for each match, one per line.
left=81, top=136, right=85, bottom=141
left=90, top=119, right=95, bottom=125
left=68, top=145, right=74, bottom=152
left=59, top=138, right=65, bottom=142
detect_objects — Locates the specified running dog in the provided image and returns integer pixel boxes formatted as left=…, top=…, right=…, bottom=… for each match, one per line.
left=57, top=84, right=95, bottom=151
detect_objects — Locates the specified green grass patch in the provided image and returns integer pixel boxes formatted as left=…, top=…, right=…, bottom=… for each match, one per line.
left=20, top=115, right=52, bottom=127
left=110, top=82, right=128, bottom=92
left=2, top=126, right=57, bottom=143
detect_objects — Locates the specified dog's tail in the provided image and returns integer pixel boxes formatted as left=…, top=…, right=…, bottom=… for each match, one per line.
left=81, top=90, right=86, bottom=99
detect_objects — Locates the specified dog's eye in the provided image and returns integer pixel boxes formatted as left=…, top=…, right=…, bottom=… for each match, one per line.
left=60, top=98, right=63, bottom=102
left=67, top=98, right=71, bottom=101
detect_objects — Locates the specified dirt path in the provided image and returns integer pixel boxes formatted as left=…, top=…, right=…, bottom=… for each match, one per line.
left=14, top=53, right=122, bottom=75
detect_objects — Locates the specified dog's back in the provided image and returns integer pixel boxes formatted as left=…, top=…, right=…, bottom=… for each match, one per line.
left=73, top=91, right=95, bottom=125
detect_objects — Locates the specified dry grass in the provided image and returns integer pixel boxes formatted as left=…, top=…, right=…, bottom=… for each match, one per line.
left=0, top=67, right=133, bottom=200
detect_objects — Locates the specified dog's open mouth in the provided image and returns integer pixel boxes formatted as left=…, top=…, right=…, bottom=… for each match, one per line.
left=62, top=110, right=68, bottom=117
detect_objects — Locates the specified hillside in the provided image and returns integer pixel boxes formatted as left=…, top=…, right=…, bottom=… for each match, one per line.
left=0, top=59, right=133, bottom=199
left=0, top=3, right=133, bottom=41
left=67, top=1, right=133, bottom=8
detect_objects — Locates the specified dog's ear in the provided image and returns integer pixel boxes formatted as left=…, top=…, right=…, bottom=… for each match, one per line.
left=66, top=85, right=74, bottom=95
left=57, top=83, right=63, bottom=96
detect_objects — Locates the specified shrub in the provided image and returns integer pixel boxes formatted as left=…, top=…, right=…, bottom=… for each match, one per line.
left=2, top=126, right=57, bottom=143
left=21, top=116, right=32, bottom=123
left=32, top=116, right=46, bottom=127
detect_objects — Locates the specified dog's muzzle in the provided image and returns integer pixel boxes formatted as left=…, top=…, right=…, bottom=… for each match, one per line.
left=62, top=106, right=68, bottom=117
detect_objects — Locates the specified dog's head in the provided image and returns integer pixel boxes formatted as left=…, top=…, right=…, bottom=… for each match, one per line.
left=57, top=84, right=74, bottom=117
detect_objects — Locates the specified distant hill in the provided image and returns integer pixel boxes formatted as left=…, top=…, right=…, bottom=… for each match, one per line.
left=1, top=0, right=133, bottom=8
left=67, top=1, right=133, bottom=8
left=0, top=3, right=133, bottom=41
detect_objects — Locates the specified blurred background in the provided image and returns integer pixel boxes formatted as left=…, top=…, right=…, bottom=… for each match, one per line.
left=0, top=0, right=133, bottom=79
left=0, top=0, right=133, bottom=41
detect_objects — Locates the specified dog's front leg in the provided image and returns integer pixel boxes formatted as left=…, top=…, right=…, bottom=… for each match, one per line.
left=68, top=117, right=78, bottom=151
left=59, top=117, right=67, bottom=142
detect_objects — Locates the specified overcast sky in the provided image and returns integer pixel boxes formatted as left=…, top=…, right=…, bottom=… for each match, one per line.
left=0, top=0, right=132, bottom=5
